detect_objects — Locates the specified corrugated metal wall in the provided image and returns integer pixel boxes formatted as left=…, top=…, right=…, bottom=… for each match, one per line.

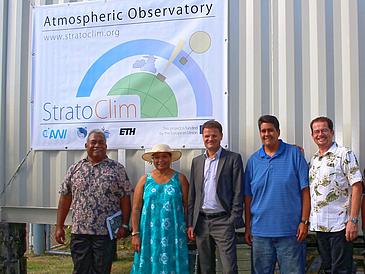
left=1, top=0, right=365, bottom=224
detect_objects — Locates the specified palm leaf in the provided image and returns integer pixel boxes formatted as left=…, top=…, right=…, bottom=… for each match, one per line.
left=325, top=191, right=339, bottom=203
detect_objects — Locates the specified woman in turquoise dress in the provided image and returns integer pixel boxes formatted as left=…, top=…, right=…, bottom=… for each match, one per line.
left=131, top=144, right=189, bottom=273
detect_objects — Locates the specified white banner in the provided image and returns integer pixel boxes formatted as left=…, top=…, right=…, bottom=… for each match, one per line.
left=31, top=0, right=228, bottom=150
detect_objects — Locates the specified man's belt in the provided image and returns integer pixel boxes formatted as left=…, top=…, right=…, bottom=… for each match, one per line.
left=199, top=212, right=227, bottom=219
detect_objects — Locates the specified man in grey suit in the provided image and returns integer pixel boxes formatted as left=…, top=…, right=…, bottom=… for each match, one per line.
left=187, top=120, right=244, bottom=274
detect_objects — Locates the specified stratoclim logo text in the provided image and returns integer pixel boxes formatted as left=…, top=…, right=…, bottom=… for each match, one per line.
left=42, top=100, right=137, bottom=122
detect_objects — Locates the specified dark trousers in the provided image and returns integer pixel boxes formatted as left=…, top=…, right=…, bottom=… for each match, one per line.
left=71, top=234, right=116, bottom=274
left=317, top=230, right=353, bottom=274
left=195, top=214, right=238, bottom=274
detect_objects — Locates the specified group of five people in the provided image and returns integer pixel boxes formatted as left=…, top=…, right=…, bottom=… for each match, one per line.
left=56, top=115, right=362, bottom=274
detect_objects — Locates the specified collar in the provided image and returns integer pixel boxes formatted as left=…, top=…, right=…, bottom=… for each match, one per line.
left=83, top=155, right=109, bottom=165
left=259, top=139, right=285, bottom=159
left=313, top=142, right=337, bottom=159
left=204, top=146, right=222, bottom=160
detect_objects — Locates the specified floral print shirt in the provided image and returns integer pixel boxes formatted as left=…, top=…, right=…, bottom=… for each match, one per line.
left=309, top=142, right=362, bottom=232
left=59, top=156, right=133, bottom=235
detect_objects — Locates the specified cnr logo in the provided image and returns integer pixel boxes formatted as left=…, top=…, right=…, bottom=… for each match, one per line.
left=42, top=128, right=67, bottom=139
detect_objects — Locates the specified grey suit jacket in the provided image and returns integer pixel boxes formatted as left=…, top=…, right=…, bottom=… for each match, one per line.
left=187, top=148, right=245, bottom=230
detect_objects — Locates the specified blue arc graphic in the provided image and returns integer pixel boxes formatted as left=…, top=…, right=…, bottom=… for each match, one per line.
left=77, top=39, right=212, bottom=116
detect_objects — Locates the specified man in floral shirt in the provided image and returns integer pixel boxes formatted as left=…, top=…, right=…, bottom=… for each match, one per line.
left=309, top=116, right=362, bottom=273
left=55, top=129, right=133, bottom=274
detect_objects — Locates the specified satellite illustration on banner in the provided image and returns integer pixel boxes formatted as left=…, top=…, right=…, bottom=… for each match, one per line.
left=156, top=31, right=212, bottom=81
left=76, top=31, right=213, bottom=119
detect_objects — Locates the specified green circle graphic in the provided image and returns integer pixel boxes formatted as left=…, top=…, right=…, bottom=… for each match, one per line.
left=108, top=72, right=178, bottom=118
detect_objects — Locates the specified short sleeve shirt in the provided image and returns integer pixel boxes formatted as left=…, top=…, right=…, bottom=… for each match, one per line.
left=309, top=142, right=362, bottom=232
left=59, top=156, right=133, bottom=235
left=244, top=140, right=309, bottom=237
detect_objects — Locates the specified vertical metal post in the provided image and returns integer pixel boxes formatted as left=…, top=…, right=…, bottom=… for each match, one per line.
left=33, top=224, right=45, bottom=255
left=45, top=224, right=51, bottom=251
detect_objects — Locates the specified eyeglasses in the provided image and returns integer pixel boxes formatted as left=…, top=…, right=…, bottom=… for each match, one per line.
left=313, top=128, right=331, bottom=135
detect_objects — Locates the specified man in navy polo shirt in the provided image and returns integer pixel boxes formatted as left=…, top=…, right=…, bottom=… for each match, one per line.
left=244, top=115, right=310, bottom=274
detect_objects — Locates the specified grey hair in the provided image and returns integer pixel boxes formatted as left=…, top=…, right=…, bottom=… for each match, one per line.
left=87, top=129, right=106, bottom=142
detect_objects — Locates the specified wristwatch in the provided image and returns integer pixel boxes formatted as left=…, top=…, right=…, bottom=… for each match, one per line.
left=350, top=218, right=358, bottom=224
left=131, top=231, right=139, bottom=236
left=301, top=220, right=310, bottom=226
left=121, top=224, right=130, bottom=230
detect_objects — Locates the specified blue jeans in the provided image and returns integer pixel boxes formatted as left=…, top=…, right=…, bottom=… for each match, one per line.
left=316, top=230, right=353, bottom=273
left=252, top=235, right=306, bottom=274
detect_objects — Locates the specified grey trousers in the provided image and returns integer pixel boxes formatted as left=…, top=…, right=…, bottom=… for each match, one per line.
left=195, top=215, right=238, bottom=274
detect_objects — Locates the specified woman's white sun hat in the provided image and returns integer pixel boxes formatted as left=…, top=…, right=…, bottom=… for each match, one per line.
left=142, top=144, right=182, bottom=164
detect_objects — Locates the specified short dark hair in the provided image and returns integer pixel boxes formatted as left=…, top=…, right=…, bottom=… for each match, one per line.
left=202, top=120, right=222, bottom=134
left=258, top=115, right=280, bottom=131
left=310, top=117, right=333, bottom=133
left=87, top=129, right=106, bottom=142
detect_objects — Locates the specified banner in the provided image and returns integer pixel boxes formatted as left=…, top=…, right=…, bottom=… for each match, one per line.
left=31, top=0, right=228, bottom=150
